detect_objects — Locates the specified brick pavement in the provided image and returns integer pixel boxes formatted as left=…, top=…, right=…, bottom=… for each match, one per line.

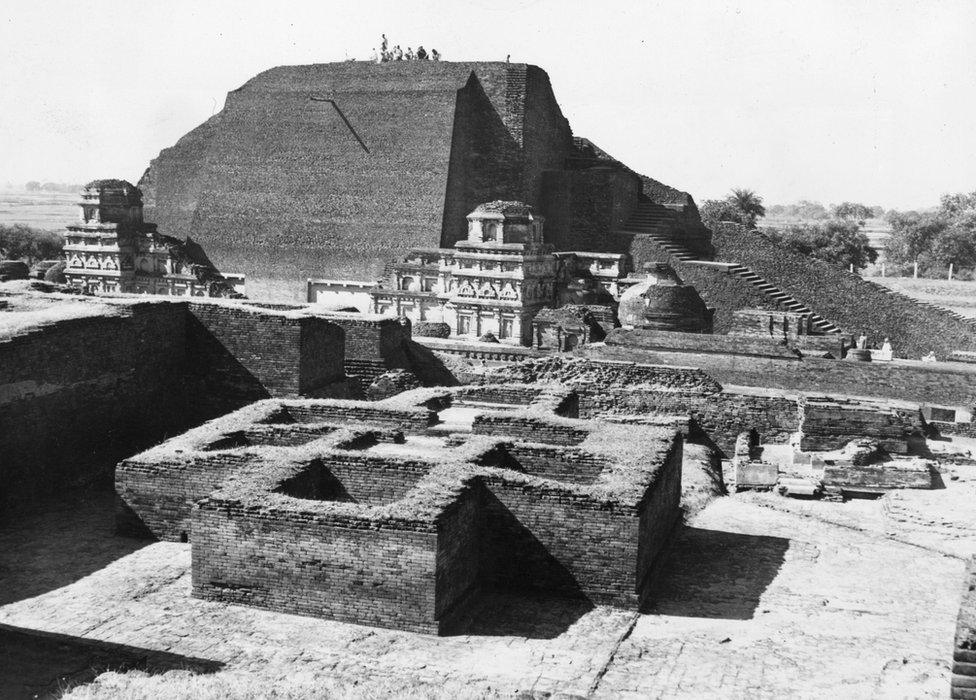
left=0, top=483, right=971, bottom=698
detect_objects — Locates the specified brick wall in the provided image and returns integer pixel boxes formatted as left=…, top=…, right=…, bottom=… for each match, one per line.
left=0, top=303, right=187, bottom=508
left=192, top=505, right=444, bottom=634
left=952, top=556, right=976, bottom=700
left=800, top=398, right=922, bottom=452
left=577, top=388, right=798, bottom=456
left=590, top=342, right=976, bottom=408
left=184, top=303, right=346, bottom=421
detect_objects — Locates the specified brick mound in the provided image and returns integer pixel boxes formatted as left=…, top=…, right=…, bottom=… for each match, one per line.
left=712, top=225, right=976, bottom=358
left=139, top=61, right=573, bottom=299
left=116, top=384, right=683, bottom=634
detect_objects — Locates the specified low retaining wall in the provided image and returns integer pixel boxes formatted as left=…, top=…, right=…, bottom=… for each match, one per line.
left=953, top=556, right=976, bottom=699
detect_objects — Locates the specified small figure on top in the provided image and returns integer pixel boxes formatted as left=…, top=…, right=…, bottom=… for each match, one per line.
left=406, top=47, right=415, bottom=60
left=371, top=48, right=379, bottom=63
left=431, top=48, right=441, bottom=61
left=393, top=45, right=404, bottom=61
left=506, top=54, right=510, bottom=63
left=416, top=45, right=428, bottom=60
left=856, top=333, right=868, bottom=350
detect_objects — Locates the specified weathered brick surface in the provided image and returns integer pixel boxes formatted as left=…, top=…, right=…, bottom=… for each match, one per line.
left=120, top=385, right=683, bottom=634
left=2, top=295, right=403, bottom=506
left=953, top=557, right=976, bottom=699
left=577, top=387, right=799, bottom=456
left=800, top=397, right=922, bottom=452
left=141, top=62, right=577, bottom=301
left=185, top=302, right=346, bottom=419
left=0, top=302, right=187, bottom=507
left=590, top=340, right=976, bottom=407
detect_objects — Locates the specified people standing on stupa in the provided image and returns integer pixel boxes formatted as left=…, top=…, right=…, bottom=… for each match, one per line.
left=431, top=48, right=440, bottom=61
left=371, top=48, right=379, bottom=63
left=406, top=47, right=415, bottom=60
left=416, top=46, right=428, bottom=60
left=393, top=45, right=404, bottom=61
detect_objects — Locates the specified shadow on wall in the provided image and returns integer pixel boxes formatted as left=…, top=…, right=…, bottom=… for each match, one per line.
left=0, top=491, right=148, bottom=606
left=0, top=624, right=222, bottom=699
left=644, top=526, right=789, bottom=620
left=443, top=490, right=594, bottom=639
left=183, top=313, right=272, bottom=422
left=404, top=340, right=461, bottom=387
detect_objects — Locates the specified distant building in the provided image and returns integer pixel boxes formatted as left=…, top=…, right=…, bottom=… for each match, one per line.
left=369, top=202, right=556, bottom=345
left=309, top=201, right=635, bottom=347
left=62, top=180, right=238, bottom=297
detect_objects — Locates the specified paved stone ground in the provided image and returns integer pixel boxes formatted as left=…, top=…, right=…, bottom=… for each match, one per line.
left=1, top=470, right=973, bottom=699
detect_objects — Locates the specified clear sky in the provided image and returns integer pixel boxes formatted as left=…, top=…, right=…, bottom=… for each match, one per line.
left=1, top=0, right=974, bottom=209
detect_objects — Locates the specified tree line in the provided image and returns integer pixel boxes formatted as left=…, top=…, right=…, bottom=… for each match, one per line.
left=0, top=224, right=63, bottom=263
left=700, top=190, right=879, bottom=271
left=884, top=192, right=976, bottom=277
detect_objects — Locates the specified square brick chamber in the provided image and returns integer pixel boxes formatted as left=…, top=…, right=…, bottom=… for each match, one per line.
left=116, top=385, right=684, bottom=634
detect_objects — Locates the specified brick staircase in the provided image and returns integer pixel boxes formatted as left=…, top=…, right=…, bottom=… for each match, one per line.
left=724, top=264, right=842, bottom=334
left=615, top=202, right=844, bottom=335
left=616, top=201, right=696, bottom=261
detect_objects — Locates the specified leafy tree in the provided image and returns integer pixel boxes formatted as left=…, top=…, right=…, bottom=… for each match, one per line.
left=700, top=198, right=750, bottom=230
left=931, top=224, right=976, bottom=269
left=831, top=202, right=873, bottom=223
left=701, top=189, right=766, bottom=230
left=886, top=192, right=976, bottom=273
left=25, top=181, right=41, bottom=191
left=729, top=189, right=766, bottom=228
left=0, top=224, right=63, bottom=262
left=764, top=219, right=878, bottom=271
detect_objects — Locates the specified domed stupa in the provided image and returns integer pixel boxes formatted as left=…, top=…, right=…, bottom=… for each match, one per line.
left=618, top=263, right=711, bottom=333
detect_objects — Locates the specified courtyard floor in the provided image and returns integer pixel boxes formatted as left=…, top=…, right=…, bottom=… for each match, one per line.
left=1, top=459, right=974, bottom=699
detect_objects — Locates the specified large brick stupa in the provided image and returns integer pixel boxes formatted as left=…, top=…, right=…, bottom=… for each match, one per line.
left=140, top=61, right=708, bottom=301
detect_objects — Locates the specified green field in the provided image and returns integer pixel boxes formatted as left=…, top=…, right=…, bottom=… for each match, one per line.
left=0, top=191, right=77, bottom=231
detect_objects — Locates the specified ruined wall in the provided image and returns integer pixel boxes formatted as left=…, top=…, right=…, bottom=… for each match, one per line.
left=184, top=302, right=345, bottom=421
left=952, top=556, right=976, bottom=700
left=589, top=343, right=976, bottom=408
left=0, top=303, right=187, bottom=507
left=577, top=389, right=799, bottom=456
left=192, top=506, right=444, bottom=634
left=800, top=398, right=922, bottom=452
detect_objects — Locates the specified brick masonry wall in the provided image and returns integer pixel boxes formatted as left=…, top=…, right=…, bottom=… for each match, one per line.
left=0, top=303, right=187, bottom=507
left=577, top=389, right=798, bottom=456
left=473, top=414, right=589, bottom=445
left=800, top=398, right=921, bottom=452
left=953, top=556, right=976, bottom=700
left=185, top=303, right=347, bottom=421
left=192, top=506, right=443, bottom=634
left=480, top=435, right=682, bottom=606
left=590, top=343, right=976, bottom=408
left=505, top=444, right=606, bottom=484
left=636, top=440, right=683, bottom=603
left=434, top=485, right=483, bottom=624
left=117, top=452, right=257, bottom=540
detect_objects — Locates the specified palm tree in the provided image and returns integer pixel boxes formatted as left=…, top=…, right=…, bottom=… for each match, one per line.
left=729, top=189, right=766, bottom=229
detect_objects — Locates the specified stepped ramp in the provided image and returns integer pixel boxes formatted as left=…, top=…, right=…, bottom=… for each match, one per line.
left=710, top=224, right=976, bottom=358
left=612, top=206, right=843, bottom=335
